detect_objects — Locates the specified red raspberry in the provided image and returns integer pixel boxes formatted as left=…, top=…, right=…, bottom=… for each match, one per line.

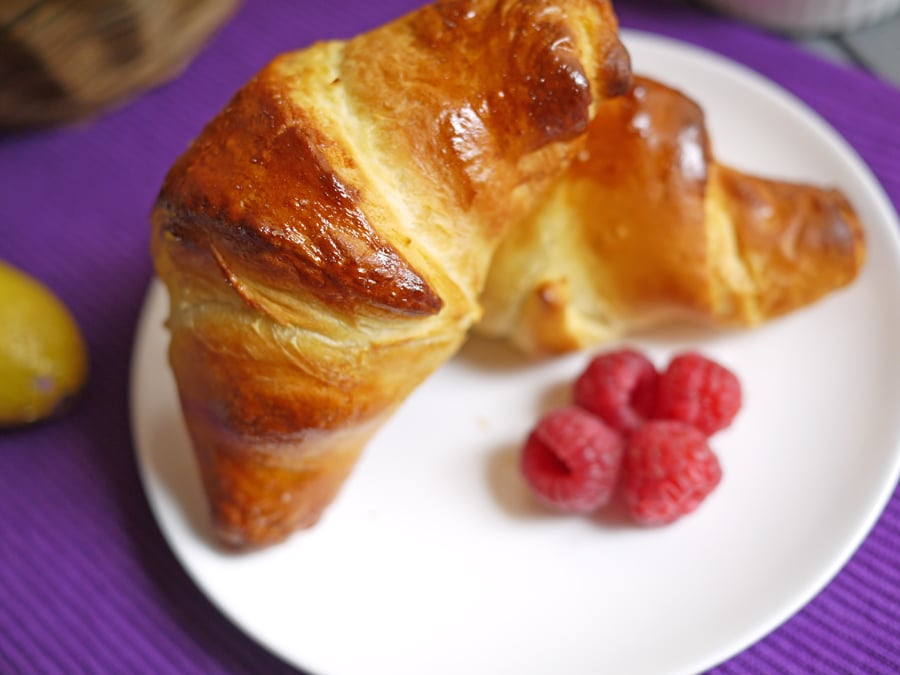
left=573, top=348, right=659, bottom=435
left=654, top=352, right=741, bottom=436
left=620, top=420, right=722, bottom=526
left=520, top=406, right=625, bottom=513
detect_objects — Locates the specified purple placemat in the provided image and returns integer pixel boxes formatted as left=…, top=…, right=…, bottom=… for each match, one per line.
left=1, top=1, right=898, bottom=673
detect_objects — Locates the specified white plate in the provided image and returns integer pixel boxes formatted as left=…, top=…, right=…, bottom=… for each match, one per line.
left=131, top=31, right=900, bottom=675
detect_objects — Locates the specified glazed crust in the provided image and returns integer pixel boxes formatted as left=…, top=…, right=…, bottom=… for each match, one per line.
left=476, top=75, right=866, bottom=354
left=151, top=0, right=631, bottom=548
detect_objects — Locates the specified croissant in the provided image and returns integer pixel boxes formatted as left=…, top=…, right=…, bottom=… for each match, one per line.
left=476, top=75, right=866, bottom=354
left=150, top=0, right=631, bottom=549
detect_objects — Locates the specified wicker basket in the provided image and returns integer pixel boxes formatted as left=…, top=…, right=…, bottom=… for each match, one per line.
left=0, top=0, right=239, bottom=128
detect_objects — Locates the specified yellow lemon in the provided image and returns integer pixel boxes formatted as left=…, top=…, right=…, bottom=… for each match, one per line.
left=0, top=260, right=88, bottom=427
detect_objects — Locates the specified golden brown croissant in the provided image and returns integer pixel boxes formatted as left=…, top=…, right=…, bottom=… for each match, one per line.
left=150, top=0, right=631, bottom=549
left=476, top=75, right=866, bottom=355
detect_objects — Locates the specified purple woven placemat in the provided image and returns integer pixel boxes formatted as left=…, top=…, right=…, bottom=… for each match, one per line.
left=1, top=1, right=898, bottom=673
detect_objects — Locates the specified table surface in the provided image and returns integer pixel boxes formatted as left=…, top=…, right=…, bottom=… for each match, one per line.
left=2, top=1, right=899, bottom=673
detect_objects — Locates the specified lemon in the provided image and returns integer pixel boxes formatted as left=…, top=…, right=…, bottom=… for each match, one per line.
left=0, top=260, right=88, bottom=427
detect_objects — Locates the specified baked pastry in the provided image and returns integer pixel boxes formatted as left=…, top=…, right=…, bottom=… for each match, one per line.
left=151, top=0, right=631, bottom=549
left=476, top=75, right=866, bottom=354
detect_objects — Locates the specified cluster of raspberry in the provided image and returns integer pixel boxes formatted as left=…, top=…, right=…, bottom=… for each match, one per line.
left=521, top=349, right=742, bottom=525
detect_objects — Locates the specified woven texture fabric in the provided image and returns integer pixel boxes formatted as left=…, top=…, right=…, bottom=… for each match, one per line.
left=1, top=1, right=898, bottom=673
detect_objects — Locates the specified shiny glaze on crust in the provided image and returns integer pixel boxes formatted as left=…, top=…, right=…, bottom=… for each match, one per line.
left=154, top=0, right=631, bottom=322
left=342, top=0, right=630, bottom=214
left=568, top=75, right=715, bottom=313
left=155, top=73, right=443, bottom=319
left=421, top=0, right=619, bottom=149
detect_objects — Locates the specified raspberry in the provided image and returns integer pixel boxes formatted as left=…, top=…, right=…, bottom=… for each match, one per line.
left=620, top=420, right=722, bottom=526
left=520, top=406, right=625, bottom=513
left=654, top=352, right=741, bottom=436
left=573, top=348, right=659, bottom=435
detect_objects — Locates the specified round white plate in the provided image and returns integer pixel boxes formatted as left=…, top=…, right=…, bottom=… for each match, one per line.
left=131, top=31, right=900, bottom=675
